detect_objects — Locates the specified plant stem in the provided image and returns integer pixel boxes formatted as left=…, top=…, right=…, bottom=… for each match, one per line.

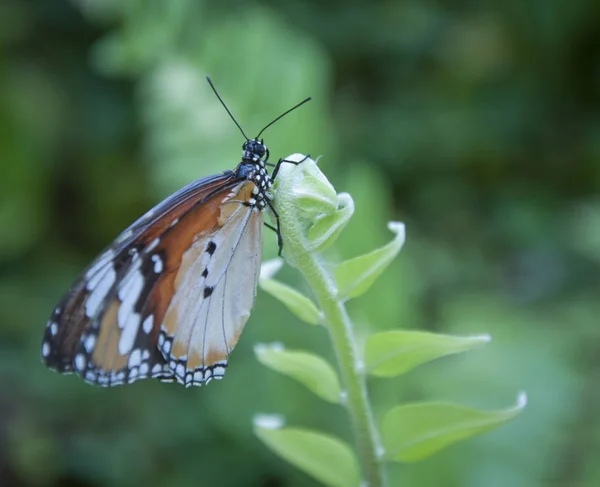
left=294, top=254, right=385, bottom=487
left=275, top=156, right=385, bottom=486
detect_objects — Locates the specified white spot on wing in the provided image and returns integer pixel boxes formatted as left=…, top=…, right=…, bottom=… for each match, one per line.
left=146, top=237, right=160, bottom=252
left=213, top=365, right=226, bottom=377
left=128, top=349, right=142, bottom=368
left=142, top=315, right=154, bottom=334
left=85, top=250, right=114, bottom=280
left=118, top=313, right=140, bottom=355
left=129, top=368, right=139, bottom=381
left=83, top=335, right=96, bottom=353
left=41, top=342, right=50, bottom=357
left=118, top=268, right=144, bottom=303
left=151, top=254, right=163, bottom=273
left=85, top=267, right=116, bottom=318
left=117, top=267, right=144, bottom=351
left=74, top=354, right=86, bottom=371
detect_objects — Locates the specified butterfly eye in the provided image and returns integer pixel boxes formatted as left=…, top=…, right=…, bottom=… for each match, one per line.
left=243, top=139, right=266, bottom=158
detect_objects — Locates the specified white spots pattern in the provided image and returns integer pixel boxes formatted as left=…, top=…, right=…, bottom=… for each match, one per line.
left=42, top=342, right=50, bottom=357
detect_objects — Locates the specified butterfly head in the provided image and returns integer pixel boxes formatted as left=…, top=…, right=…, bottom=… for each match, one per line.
left=242, top=138, right=268, bottom=164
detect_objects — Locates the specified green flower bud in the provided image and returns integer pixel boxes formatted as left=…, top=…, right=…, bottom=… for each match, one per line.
left=273, top=154, right=354, bottom=266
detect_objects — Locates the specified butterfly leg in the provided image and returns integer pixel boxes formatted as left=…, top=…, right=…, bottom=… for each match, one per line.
left=271, top=154, right=311, bottom=180
left=265, top=201, right=283, bottom=256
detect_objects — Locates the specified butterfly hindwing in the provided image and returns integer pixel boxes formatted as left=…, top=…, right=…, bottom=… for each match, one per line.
left=158, top=181, right=264, bottom=386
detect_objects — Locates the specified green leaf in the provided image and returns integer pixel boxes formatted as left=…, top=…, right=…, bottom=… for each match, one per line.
left=365, top=330, right=491, bottom=377
left=306, top=192, right=355, bottom=252
left=254, top=417, right=360, bottom=487
left=254, top=344, right=341, bottom=403
left=335, top=221, right=405, bottom=300
left=259, top=262, right=321, bottom=325
left=381, top=393, right=527, bottom=462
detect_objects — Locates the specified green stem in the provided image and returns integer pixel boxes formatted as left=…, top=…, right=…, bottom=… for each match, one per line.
left=300, top=254, right=385, bottom=487
left=274, top=155, right=385, bottom=486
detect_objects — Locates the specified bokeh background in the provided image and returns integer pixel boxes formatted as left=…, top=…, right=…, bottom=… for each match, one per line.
left=1, top=1, right=599, bottom=486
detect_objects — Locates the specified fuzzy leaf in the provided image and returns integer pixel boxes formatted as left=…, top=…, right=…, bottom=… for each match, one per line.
left=259, top=278, right=321, bottom=325
left=259, top=259, right=321, bottom=325
left=306, top=192, right=355, bottom=252
left=381, top=393, right=527, bottom=462
left=335, top=221, right=405, bottom=300
left=365, top=330, right=491, bottom=377
left=254, top=344, right=341, bottom=403
left=254, top=419, right=360, bottom=487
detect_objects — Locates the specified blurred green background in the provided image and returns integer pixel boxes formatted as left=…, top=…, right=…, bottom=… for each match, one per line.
left=1, top=0, right=599, bottom=486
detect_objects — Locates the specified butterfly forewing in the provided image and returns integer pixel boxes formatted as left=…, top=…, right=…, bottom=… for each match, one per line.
left=41, top=170, right=266, bottom=386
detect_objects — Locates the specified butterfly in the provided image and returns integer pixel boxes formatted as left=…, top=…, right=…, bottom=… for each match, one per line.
left=41, top=77, right=310, bottom=388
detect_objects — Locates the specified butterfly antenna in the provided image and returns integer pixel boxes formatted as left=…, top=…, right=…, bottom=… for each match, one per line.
left=206, top=76, right=249, bottom=141
left=256, top=97, right=312, bottom=139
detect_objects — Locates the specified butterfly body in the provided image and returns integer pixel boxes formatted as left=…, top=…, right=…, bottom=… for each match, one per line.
left=42, top=138, right=274, bottom=387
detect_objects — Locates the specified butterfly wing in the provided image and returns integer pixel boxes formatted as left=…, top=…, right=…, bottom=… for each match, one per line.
left=159, top=181, right=264, bottom=386
left=42, top=171, right=264, bottom=387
